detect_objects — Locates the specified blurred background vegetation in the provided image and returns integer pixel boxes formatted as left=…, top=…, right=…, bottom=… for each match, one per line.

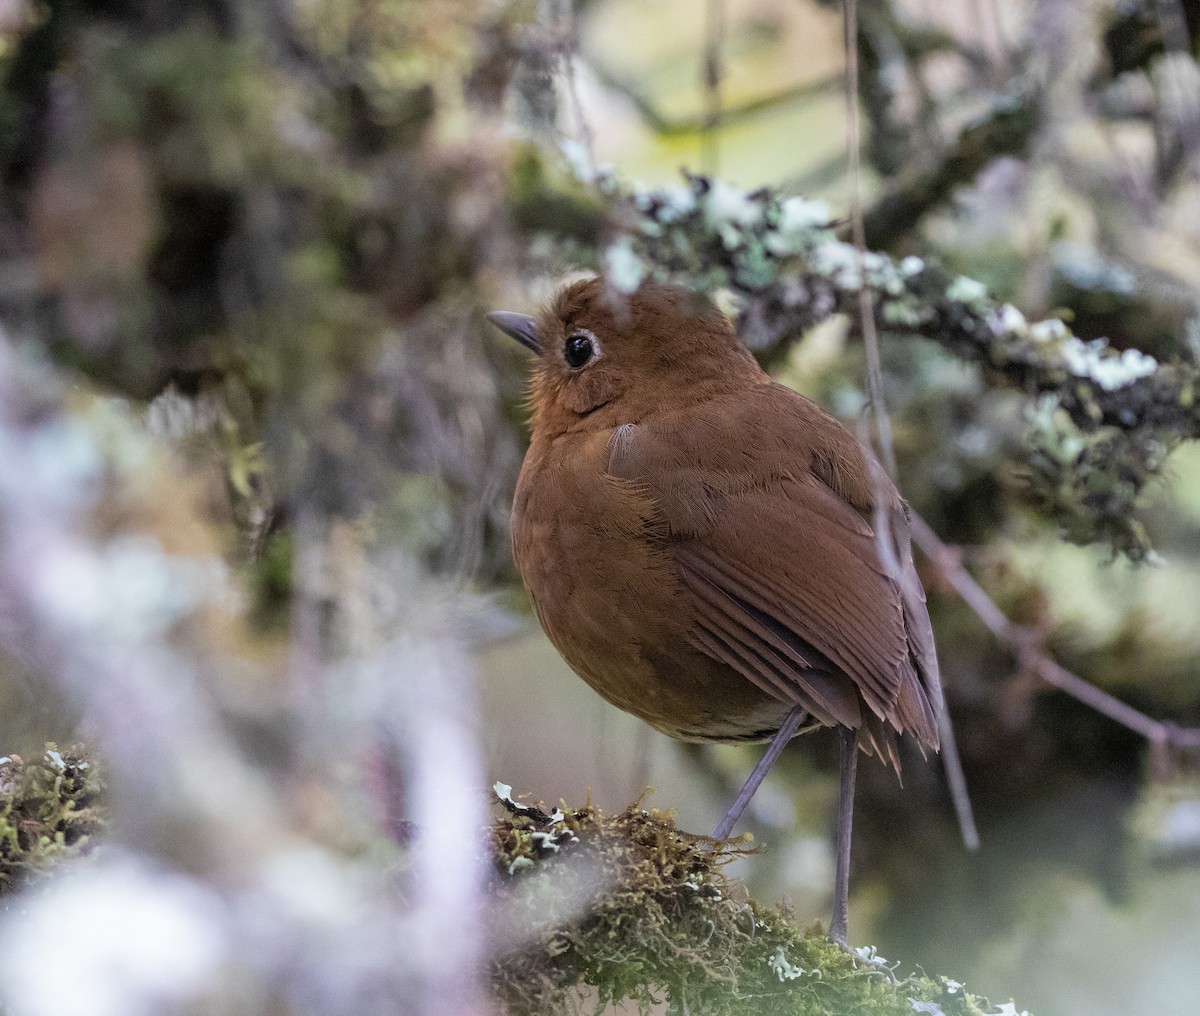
left=1, top=0, right=1199, bottom=1014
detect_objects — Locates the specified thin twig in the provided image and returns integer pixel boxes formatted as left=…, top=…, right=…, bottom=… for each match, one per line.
left=844, top=0, right=897, bottom=478
left=937, top=704, right=980, bottom=850
left=1155, top=0, right=1200, bottom=165
left=589, top=61, right=843, bottom=137
left=558, top=0, right=595, bottom=174
left=701, top=0, right=725, bottom=174
left=908, top=511, right=1200, bottom=754
left=1157, top=0, right=1194, bottom=57
left=844, top=0, right=976, bottom=848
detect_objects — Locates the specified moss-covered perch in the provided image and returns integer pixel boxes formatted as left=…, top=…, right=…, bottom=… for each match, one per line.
left=0, top=754, right=1028, bottom=1015
left=490, top=785, right=1029, bottom=1016
left=0, top=745, right=104, bottom=892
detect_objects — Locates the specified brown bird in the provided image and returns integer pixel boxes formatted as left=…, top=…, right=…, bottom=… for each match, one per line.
left=488, top=277, right=942, bottom=944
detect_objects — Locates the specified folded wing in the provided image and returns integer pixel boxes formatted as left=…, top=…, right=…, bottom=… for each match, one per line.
left=606, top=385, right=941, bottom=766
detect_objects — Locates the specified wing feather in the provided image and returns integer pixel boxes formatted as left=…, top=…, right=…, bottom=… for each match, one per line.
left=687, top=567, right=863, bottom=729
left=606, top=383, right=942, bottom=758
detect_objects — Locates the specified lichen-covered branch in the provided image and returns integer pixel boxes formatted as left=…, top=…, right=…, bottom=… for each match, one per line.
left=556, top=169, right=1196, bottom=559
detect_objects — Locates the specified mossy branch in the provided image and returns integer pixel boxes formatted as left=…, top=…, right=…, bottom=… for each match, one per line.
left=490, top=786, right=1027, bottom=1016
left=521, top=165, right=1194, bottom=559
left=0, top=759, right=1032, bottom=1016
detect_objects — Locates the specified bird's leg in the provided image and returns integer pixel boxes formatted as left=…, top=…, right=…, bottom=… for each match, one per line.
left=828, top=726, right=859, bottom=946
left=712, top=705, right=807, bottom=840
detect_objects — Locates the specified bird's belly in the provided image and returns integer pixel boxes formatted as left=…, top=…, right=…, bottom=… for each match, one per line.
left=557, top=620, right=792, bottom=743
left=513, top=464, right=790, bottom=742
left=549, top=611, right=793, bottom=743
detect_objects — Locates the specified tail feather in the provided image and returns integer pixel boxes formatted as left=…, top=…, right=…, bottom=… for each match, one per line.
left=859, top=711, right=902, bottom=776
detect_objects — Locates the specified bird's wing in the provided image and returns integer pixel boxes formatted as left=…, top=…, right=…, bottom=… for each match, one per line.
left=605, top=383, right=940, bottom=757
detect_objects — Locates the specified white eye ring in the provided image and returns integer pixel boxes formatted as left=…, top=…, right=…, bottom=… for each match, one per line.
left=564, top=327, right=602, bottom=369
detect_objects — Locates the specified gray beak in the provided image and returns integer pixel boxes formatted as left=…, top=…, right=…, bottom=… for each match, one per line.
left=486, top=311, right=541, bottom=354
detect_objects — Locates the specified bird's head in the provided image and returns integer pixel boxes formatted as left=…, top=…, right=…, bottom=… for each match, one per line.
left=487, top=277, right=763, bottom=437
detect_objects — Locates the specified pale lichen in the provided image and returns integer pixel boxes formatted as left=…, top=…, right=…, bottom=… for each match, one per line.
left=603, top=236, right=647, bottom=293
left=1059, top=337, right=1158, bottom=391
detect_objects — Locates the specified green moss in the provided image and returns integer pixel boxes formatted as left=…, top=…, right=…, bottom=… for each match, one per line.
left=490, top=791, right=1026, bottom=1016
left=0, top=744, right=104, bottom=892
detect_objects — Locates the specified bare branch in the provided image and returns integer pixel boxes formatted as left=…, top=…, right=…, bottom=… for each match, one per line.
left=587, top=60, right=844, bottom=138
left=908, top=511, right=1200, bottom=755
left=845, top=0, right=897, bottom=479
left=557, top=0, right=595, bottom=175
left=845, top=0, right=975, bottom=849
left=859, top=97, right=1038, bottom=250
left=701, top=0, right=726, bottom=174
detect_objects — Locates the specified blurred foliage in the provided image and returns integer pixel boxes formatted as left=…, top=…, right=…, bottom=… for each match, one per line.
left=0, top=0, right=1198, bottom=1014
left=0, top=0, right=526, bottom=586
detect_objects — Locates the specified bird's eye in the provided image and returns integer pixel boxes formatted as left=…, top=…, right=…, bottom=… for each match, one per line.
left=564, top=330, right=597, bottom=369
